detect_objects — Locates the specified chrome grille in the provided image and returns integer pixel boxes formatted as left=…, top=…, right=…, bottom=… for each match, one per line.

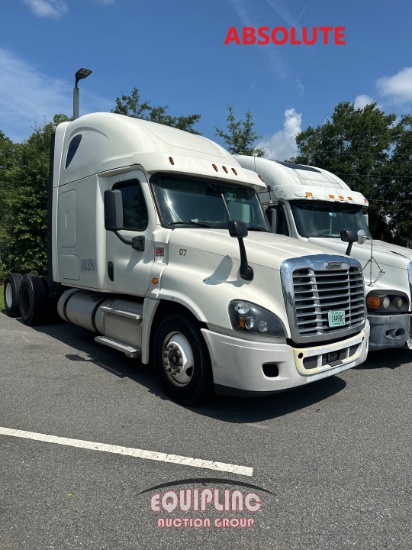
left=293, top=267, right=365, bottom=336
left=281, top=256, right=366, bottom=344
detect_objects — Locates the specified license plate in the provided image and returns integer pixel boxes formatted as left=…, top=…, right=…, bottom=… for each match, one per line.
left=328, top=310, right=345, bottom=327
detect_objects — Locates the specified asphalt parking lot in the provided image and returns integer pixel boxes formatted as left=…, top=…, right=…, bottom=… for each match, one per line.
left=1, top=311, right=411, bottom=549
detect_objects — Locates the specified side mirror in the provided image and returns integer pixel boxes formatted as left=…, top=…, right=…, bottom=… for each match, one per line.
left=266, top=206, right=278, bottom=233
left=341, top=229, right=365, bottom=256
left=228, top=219, right=248, bottom=239
left=228, top=220, right=253, bottom=281
left=104, top=190, right=123, bottom=231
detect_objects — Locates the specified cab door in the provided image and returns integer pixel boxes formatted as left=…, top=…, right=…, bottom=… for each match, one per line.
left=104, top=170, right=155, bottom=297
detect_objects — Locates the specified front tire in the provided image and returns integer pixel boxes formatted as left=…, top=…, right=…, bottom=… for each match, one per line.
left=153, top=314, right=213, bottom=405
left=4, top=273, right=23, bottom=317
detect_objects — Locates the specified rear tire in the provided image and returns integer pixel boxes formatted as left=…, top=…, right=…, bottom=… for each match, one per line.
left=40, top=276, right=62, bottom=322
left=19, top=274, right=48, bottom=326
left=3, top=273, right=23, bottom=317
left=153, top=314, right=213, bottom=405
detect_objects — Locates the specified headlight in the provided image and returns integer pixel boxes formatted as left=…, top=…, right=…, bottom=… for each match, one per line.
left=366, top=291, right=409, bottom=313
left=229, top=300, right=286, bottom=337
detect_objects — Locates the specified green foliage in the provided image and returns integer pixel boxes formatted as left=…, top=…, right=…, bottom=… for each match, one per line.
left=385, top=115, right=412, bottom=245
left=111, top=87, right=201, bottom=134
left=0, top=115, right=70, bottom=278
left=292, top=102, right=409, bottom=243
left=215, top=105, right=264, bottom=156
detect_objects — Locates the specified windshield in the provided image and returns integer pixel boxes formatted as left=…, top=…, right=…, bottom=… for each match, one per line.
left=290, top=200, right=371, bottom=238
left=152, top=174, right=270, bottom=231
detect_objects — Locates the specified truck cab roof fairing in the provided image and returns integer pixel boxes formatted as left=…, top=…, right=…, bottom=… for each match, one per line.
left=56, top=113, right=264, bottom=190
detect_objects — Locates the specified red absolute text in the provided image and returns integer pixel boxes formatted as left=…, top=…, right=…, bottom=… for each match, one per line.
left=224, top=26, right=346, bottom=45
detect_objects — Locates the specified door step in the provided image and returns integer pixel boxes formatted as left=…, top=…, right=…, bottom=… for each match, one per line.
left=95, top=336, right=141, bottom=358
left=100, top=305, right=142, bottom=322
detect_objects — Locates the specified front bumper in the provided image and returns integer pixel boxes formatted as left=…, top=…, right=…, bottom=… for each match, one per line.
left=367, top=313, right=412, bottom=351
left=201, top=321, right=370, bottom=395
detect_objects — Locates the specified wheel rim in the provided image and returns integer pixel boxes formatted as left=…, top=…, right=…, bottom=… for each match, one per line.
left=161, top=331, right=194, bottom=387
left=5, top=282, right=13, bottom=308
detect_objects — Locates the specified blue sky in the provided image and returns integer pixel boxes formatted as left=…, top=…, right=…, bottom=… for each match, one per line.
left=1, top=0, right=412, bottom=160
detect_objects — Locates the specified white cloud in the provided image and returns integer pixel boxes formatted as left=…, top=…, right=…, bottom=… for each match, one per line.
left=257, top=108, right=302, bottom=160
left=0, top=48, right=68, bottom=140
left=354, top=94, right=375, bottom=109
left=22, top=0, right=68, bottom=18
left=0, top=49, right=112, bottom=141
left=22, top=0, right=115, bottom=18
left=377, top=67, right=412, bottom=104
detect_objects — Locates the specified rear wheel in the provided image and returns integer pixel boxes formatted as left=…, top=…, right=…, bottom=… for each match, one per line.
left=19, top=274, right=48, bottom=326
left=153, top=314, right=213, bottom=405
left=40, top=276, right=62, bottom=322
left=3, top=273, right=23, bottom=317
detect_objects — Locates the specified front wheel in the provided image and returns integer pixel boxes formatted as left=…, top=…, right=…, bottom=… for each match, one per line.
left=153, top=314, right=213, bottom=405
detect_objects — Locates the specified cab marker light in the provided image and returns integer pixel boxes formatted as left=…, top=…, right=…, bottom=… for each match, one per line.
left=212, top=164, right=218, bottom=172
left=169, top=157, right=174, bottom=165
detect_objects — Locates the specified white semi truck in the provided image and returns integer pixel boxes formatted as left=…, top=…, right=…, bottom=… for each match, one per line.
left=235, top=155, right=412, bottom=351
left=4, top=113, right=370, bottom=404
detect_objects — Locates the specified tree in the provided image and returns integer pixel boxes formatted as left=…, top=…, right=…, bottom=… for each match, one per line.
left=0, top=131, right=19, bottom=278
left=292, top=102, right=399, bottom=241
left=385, top=115, right=412, bottom=245
left=111, top=87, right=201, bottom=134
left=215, top=105, right=264, bottom=156
left=0, top=115, right=70, bottom=278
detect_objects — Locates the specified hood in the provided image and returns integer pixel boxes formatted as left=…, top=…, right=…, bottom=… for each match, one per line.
left=308, top=237, right=412, bottom=271
left=170, top=228, right=349, bottom=269
left=372, top=240, right=412, bottom=261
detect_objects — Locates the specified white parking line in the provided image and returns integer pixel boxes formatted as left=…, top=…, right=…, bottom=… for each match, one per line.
left=0, top=427, right=253, bottom=477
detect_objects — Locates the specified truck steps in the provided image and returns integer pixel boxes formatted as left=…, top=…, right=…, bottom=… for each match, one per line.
left=100, top=305, right=142, bottom=322
left=94, top=336, right=141, bottom=358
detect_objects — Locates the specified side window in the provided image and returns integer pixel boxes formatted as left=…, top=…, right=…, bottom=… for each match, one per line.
left=113, top=180, right=148, bottom=231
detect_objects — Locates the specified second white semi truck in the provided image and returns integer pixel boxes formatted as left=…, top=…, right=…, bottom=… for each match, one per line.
left=235, top=155, right=412, bottom=352
left=4, top=114, right=370, bottom=403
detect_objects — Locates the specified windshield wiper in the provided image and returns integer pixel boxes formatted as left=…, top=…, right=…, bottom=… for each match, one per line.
left=169, top=221, right=215, bottom=228
left=247, top=225, right=268, bottom=232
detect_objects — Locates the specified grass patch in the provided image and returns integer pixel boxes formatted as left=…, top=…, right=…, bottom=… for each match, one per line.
left=0, top=284, right=4, bottom=311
